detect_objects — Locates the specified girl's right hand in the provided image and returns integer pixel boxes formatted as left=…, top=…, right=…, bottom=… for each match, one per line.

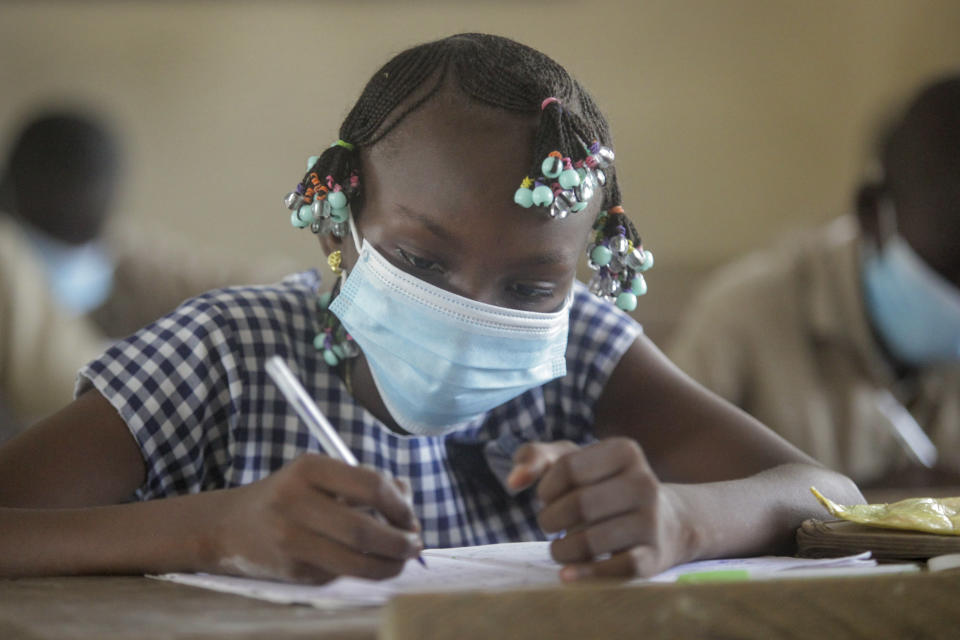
left=209, top=453, right=423, bottom=584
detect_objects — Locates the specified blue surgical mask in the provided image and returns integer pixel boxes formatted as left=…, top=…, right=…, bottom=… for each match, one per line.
left=329, top=220, right=571, bottom=436
left=23, top=225, right=115, bottom=315
left=861, top=229, right=960, bottom=367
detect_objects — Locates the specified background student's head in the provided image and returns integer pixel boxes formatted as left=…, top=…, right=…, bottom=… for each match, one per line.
left=1, top=109, right=121, bottom=245
left=854, top=74, right=960, bottom=367
left=856, top=75, right=960, bottom=287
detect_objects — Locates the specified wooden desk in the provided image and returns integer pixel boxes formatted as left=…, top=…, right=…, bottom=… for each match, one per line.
left=3, top=570, right=959, bottom=640
left=0, top=576, right=379, bottom=640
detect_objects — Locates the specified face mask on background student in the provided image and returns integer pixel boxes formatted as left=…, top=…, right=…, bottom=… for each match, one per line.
left=22, top=225, right=115, bottom=316
left=330, top=217, right=571, bottom=437
left=861, top=202, right=960, bottom=367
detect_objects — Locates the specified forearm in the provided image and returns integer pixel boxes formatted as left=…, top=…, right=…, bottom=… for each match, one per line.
left=668, top=462, right=864, bottom=562
left=0, top=493, right=221, bottom=578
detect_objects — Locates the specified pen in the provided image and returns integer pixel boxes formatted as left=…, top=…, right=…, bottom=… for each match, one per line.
left=265, top=355, right=427, bottom=568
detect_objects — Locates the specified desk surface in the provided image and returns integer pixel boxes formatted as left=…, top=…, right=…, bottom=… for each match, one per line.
left=3, top=570, right=960, bottom=640
left=0, top=576, right=379, bottom=640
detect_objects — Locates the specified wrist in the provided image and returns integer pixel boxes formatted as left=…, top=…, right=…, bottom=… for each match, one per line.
left=659, top=483, right=708, bottom=564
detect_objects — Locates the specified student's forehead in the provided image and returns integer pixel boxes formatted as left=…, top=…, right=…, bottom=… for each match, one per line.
left=367, top=96, right=537, bottom=183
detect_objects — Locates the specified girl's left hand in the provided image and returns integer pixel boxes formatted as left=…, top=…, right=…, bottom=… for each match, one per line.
left=507, top=437, right=694, bottom=581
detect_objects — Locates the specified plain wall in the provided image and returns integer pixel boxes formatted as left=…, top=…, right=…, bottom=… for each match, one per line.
left=2, top=0, right=959, bottom=341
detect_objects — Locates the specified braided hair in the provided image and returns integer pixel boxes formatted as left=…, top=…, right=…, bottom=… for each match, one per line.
left=291, top=33, right=651, bottom=308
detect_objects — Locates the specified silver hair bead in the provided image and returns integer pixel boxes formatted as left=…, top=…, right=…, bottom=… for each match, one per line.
left=551, top=190, right=576, bottom=219
left=610, top=235, right=629, bottom=254
left=284, top=191, right=303, bottom=210
left=576, top=175, right=595, bottom=202
left=602, top=276, right=621, bottom=297
left=624, top=248, right=646, bottom=270
left=310, top=221, right=323, bottom=234
left=596, top=146, right=615, bottom=168
left=595, top=169, right=606, bottom=186
left=311, top=199, right=324, bottom=219
left=587, top=273, right=606, bottom=296
left=608, top=254, right=623, bottom=272
left=330, top=221, right=347, bottom=239
left=340, top=340, right=361, bottom=358
left=550, top=199, right=571, bottom=219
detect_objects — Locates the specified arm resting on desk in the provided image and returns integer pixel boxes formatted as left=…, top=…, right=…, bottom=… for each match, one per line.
left=0, top=390, right=421, bottom=580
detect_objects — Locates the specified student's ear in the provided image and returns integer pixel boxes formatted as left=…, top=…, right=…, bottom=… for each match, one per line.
left=317, top=231, right=341, bottom=260
left=854, top=181, right=884, bottom=244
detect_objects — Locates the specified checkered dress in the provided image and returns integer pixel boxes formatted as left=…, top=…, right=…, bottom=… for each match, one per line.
left=77, top=272, right=641, bottom=548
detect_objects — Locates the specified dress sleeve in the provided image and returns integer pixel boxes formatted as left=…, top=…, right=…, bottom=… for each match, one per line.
left=76, top=294, right=243, bottom=500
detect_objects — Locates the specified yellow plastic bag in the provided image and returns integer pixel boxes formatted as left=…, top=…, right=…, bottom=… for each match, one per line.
left=810, top=487, right=960, bottom=536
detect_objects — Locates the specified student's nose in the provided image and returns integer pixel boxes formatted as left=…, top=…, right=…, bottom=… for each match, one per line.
left=443, top=270, right=501, bottom=307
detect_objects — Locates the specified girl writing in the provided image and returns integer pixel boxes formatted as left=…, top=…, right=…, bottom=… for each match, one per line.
left=0, top=33, right=861, bottom=583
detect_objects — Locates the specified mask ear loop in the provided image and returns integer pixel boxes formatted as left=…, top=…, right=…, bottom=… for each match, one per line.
left=337, top=210, right=363, bottom=284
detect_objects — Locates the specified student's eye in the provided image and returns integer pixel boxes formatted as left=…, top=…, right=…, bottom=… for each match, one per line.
left=397, top=247, right=446, bottom=274
left=508, top=282, right=556, bottom=301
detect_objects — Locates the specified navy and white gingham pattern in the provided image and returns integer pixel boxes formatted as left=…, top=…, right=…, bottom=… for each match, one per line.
left=78, top=271, right=641, bottom=548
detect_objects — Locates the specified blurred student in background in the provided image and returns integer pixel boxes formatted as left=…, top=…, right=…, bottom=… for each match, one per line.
left=0, top=109, right=292, bottom=435
left=669, top=75, right=960, bottom=489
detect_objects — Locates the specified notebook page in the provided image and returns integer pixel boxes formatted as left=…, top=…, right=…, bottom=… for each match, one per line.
left=153, top=542, right=897, bottom=610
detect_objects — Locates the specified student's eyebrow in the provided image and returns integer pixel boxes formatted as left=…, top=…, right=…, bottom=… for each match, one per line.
left=395, top=204, right=459, bottom=245
left=394, top=203, right=571, bottom=269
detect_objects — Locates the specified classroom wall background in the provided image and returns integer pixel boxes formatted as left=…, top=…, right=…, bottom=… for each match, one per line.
left=1, top=1, right=959, bottom=342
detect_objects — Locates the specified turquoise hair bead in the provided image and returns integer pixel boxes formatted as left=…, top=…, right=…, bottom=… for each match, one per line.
left=638, top=250, right=654, bottom=272
left=313, top=333, right=326, bottom=350
left=297, top=204, right=314, bottom=225
left=331, top=344, right=345, bottom=359
left=317, top=291, right=332, bottom=310
left=630, top=274, right=648, bottom=296
left=590, top=244, right=613, bottom=266
left=616, top=292, right=638, bottom=312
left=307, top=155, right=320, bottom=170
left=532, top=184, right=554, bottom=207
left=514, top=187, right=534, bottom=208
left=559, top=168, right=581, bottom=189
left=323, top=348, right=340, bottom=367
left=327, top=190, right=348, bottom=209
left=541, top=155, right=562, bottom=179
left=571, top=200, right=588, bottom=212
left=330, top=206, right=349, bottom=222
left=291, top=210, right=309, bottom=228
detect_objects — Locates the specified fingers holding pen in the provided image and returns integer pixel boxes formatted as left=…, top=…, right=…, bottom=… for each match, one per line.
left=294, top=454, right=421, bottom=533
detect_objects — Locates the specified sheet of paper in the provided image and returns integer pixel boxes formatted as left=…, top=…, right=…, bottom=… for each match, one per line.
left=152, top=542, right=907, bottom=611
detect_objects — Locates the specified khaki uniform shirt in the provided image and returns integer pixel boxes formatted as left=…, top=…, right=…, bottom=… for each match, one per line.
left=0, top=218, right=107, bottom=434
left=668, top=216, right=960, bottom=484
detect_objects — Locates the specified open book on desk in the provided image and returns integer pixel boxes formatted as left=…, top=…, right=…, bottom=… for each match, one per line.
left=153, top=541, right=918, bottom=610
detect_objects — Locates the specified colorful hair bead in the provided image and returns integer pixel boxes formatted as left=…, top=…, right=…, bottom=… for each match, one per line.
left=532, top=181, right=554, bottom=207
left=590, top=244, right=613, bottom=266
left=541, top=151, right=563, bottom=180
left=514, top=176, right=535, bottom=208
left=616, top=291, right=638, bottom=311
left=559, top=158, right=581, bottom=189
left=328, top=189, right=347, bottom=210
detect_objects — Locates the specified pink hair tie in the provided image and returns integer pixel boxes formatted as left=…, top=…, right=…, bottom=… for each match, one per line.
left=541, top=97, right=560, bottom=111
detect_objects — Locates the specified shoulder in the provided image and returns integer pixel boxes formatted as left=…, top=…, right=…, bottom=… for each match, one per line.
left=567, top=279, right=643, bottom=356
left=154, top=270, right=322, bottom=342
left=79, top=270, right=322, bottom=394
